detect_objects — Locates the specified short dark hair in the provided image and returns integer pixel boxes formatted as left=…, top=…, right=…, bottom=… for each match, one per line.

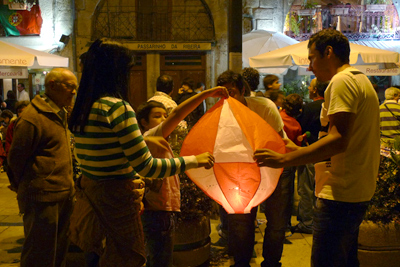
left=216, top=70, right=244, bottom=94
left=0, top=109, right=14, bottom=119
left=7, top=90, right=16, bottom=100
left=181, top=77, right=195, bottom=90
left=282, top=93, right=303, bottom=118
left=316, top=80, right=330, bottom=97
left=263, top=75, right=279, bottom=89
left=156, top=75, right=174, bottom=94
left=268, top=90, right=285, bottom=102
left=308, top=29, right=350, bottom=64
left=242, top=67, right=260, bottom=91
left=18, top=83, right=25, bottom=89
left=136, top=100, right=166, bottom=131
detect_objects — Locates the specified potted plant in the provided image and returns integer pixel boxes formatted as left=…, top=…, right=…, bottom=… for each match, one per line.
left=358, top=138, right=400, bottom=267
left=283, top=78, right=310, bottom=101
left=171, top=124, right=214, bottom=267
left=289, top=12, right=301, bottom=36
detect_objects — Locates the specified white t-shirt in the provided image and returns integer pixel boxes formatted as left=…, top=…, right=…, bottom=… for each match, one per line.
left=245, top=96, right=284, bottom=134
left=18, top=90, right=30, bottom=102
left=315, top=67, right=380, bottom=203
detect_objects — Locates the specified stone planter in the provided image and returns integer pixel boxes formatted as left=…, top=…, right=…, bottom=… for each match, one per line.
left=173, top=215, right=211, bottom=267
left=358, top=221, right=400, bottom=267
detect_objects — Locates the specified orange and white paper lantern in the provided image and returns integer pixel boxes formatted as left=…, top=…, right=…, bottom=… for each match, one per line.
left=180, top=98, right=285, bottom=214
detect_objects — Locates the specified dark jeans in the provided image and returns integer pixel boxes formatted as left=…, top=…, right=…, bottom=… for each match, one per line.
left=296, top=164, right=316, bottom=232
left=21, top=198, right=74, bottom=267
left=219, top=206, right=258, bottom=267
left=261, top=166, right=295, bottom=267
left=141, top=210, right=176, bottom=267
left=311, top=198, right=369, bottom=267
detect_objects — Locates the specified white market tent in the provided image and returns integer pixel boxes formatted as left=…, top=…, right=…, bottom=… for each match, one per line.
left=249, top=40, right=400, bottom=76
left=0, top=40, right=69, bottom=69
left=242, top=30, right=299, bottom=74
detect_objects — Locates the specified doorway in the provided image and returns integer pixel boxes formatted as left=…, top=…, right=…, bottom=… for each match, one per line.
left=160, top=53, right=206, bottom=98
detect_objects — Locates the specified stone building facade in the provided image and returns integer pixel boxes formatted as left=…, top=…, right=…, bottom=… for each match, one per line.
left=243, top=0, right=294, bottom=34
left=74, top=0, right=231, bottom=110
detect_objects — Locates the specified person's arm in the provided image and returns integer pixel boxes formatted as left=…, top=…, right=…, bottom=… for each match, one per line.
left=111, top=102, right=214, bottom=178
left=254, top=112, right=355, bottom=168
left=161, top=86, right=228, bottom=138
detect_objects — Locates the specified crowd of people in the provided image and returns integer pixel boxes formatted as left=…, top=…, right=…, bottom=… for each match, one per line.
left=3, top=28, right=387, bottom=267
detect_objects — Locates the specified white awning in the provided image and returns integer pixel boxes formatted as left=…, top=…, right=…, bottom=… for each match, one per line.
left=0, top=40, right=68, bottom=69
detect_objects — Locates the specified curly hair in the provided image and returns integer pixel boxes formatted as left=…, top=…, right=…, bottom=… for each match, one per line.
left=282, top=93, right=303, bottom=118
left=217, top=70, right=244, bottom=94
left=242, top=67, right=260, bottom=91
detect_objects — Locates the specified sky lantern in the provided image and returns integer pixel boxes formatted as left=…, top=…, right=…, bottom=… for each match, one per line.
left=180, top=98, right=285, bottom=214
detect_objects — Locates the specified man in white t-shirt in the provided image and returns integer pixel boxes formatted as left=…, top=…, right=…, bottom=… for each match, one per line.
left=254, top=29, right=380, bottom=267
left=17, top=83, right=30, bottom=102
left=147, top=75, right=177, bottom=115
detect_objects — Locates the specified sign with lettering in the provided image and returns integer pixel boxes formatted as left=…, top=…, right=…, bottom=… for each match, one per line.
left=358, top=65, right=400, bottom=76
left=0, top=68, right=28, bottom=79
left=298, top=65, right=400, bottom=76
left=126, top=42, right=212, bottom=51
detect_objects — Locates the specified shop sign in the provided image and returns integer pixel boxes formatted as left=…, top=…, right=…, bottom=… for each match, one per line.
left=0, top=68, right=28, bottom=79
left=126, top=42, right=212, bottom=51
left=358, top=65, right=400, bottom=76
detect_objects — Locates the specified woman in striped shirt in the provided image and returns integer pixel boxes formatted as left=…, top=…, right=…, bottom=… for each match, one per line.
left=68, top=39, right=214, bottom=267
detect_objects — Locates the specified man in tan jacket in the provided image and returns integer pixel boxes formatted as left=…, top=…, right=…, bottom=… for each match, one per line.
left=8, top=68, right=77, bottom=267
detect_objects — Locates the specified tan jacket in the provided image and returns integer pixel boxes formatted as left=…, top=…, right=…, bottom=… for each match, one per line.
left=8, top=95, right=74, bottom=205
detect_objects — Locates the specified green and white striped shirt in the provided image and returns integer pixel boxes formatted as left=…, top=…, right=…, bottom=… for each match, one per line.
left=73, top=97, right=197, bottom=180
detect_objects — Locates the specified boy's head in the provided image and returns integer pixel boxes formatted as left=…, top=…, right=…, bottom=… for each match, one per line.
left=282, top=93, right=303, bottom=118
left=136, top=101, right=167, bottom=132
left=0, top=109, right=14, bottom=124
left=263, top=75, right=281, bottom=91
